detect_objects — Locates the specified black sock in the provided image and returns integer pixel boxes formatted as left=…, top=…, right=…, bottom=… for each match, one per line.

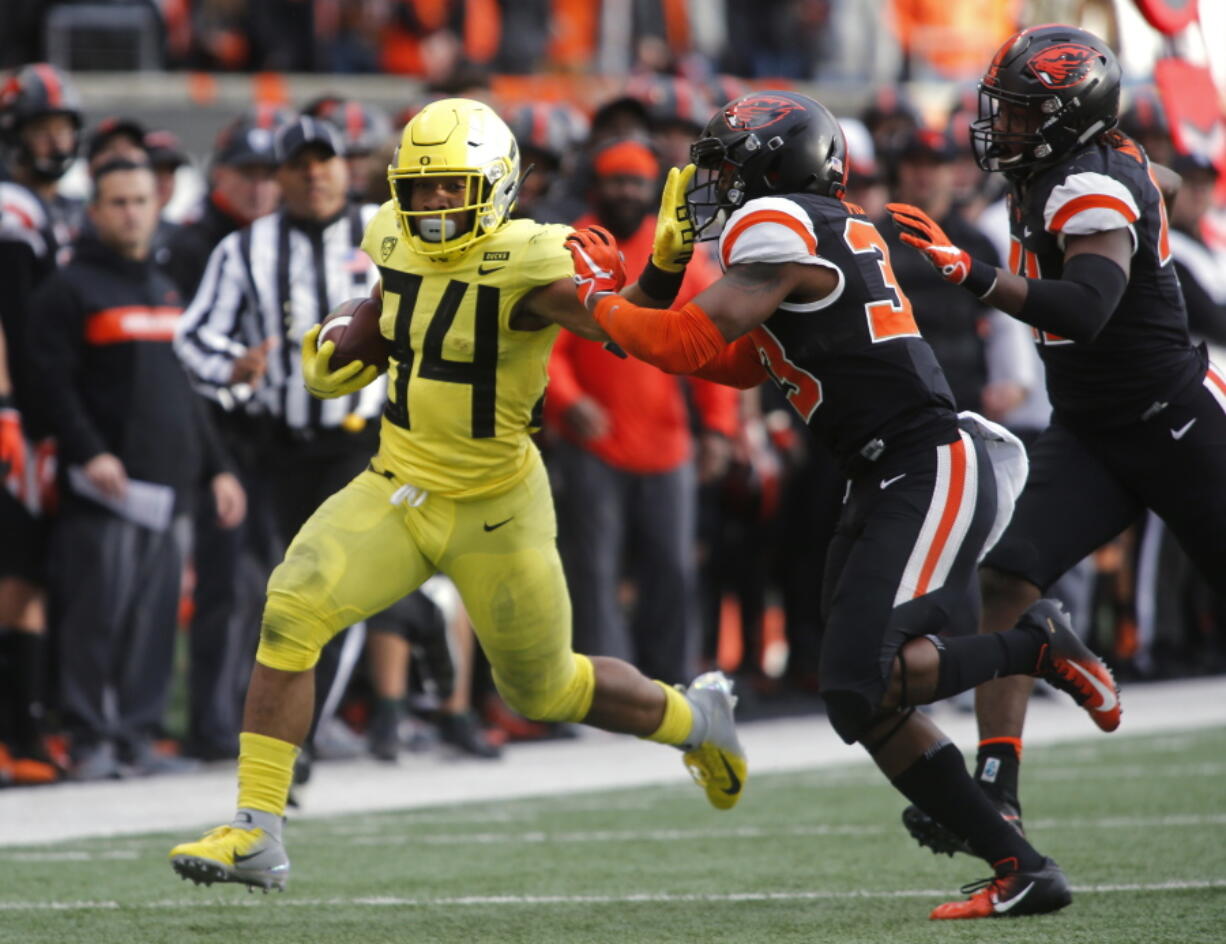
left=892, top=740, right=1043, bottom=871
left=975, top=739, right=1022, bottom=808
left=0, top=627, right=15, bottom=746
left=372, top=696, right=404, bottom=723
left=9, top=631, right=47, bottom=757
left=928, top=627, right=1045, bottom=702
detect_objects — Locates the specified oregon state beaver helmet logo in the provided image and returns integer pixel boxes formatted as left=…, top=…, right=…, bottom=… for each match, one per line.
left=725, top=95, right=803, bottom=131
left=1026, top=43, right=1100, bottom=90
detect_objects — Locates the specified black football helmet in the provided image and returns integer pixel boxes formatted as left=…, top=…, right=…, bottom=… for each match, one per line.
left=972, top=24, right=1121, bottom=178
left=687, top=91, right=848, bottom=240
left=0, top=63, right=83, bottom=180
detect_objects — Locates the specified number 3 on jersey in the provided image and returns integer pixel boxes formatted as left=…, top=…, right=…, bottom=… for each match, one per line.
left=750, top=217, right=917, bottom=423
left=379, top=269, right=499, bottom=437
left=844, top=217, right=920, bottom=342
left=751, top=325, right=823, bottom=421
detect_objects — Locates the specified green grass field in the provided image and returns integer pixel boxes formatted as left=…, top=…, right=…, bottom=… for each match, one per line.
left=3, top=726, right=1224, bottom=943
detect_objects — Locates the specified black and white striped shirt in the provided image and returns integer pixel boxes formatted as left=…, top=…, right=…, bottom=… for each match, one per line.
left=175, top=202, right=386, bottom=431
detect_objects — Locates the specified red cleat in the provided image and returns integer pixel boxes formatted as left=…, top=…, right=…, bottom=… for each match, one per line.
left=930, top=856, right=1071, bottom=920
left=1026, top=599, right=1122, bottom=732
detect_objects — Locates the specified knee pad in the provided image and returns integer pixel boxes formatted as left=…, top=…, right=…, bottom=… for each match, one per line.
left=820, top=689, right=875, bottom=745
left=862, top=707, right=915, bottom=755
left=255, top=588, right=336, bottom=673
left=496, top=652, right=595, bottom=723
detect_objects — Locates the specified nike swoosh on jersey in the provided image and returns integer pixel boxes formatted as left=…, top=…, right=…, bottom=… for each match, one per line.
left=993, top=881, right=1035, bottom=913
left=1064, top=659, right=1118, bottom=713
left=880, top=473, right=906, bottom=489
left=477, top=264, right=506, bottom=275
left=1170, top=418, right=1197, bottom=440
left=483, top=517, right=513, bottom=532
left=719, top=755, right=743, bottom=796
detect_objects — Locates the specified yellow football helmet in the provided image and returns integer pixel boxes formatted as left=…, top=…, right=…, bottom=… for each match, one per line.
left=388, top=98, right=520, bottom=258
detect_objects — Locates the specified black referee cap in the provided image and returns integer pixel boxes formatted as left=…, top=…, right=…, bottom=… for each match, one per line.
left=274, top=116, right=345, bottom=164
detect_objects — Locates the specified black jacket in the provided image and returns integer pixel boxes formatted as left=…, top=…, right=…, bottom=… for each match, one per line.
left=162, top=194, right=245, bottom=299
left=26, top=233, right=230, bottom=510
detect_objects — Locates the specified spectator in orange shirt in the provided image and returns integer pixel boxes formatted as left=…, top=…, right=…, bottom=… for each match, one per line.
left=546, top=138, right=737, bottom=684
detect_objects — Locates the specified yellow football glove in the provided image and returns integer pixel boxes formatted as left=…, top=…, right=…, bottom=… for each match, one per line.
left=300, top=323, right=381, bottom=399
left=650, top=163, right=696, bottom=273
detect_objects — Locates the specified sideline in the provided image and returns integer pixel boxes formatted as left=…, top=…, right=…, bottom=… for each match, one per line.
left=1, top=676, right=1223, bottom=847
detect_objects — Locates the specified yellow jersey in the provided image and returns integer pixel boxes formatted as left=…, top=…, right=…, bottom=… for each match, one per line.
left=360, top=203, right=573, bottom=499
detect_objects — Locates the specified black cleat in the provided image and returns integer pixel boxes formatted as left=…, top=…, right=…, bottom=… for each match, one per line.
left=437, top=710, right=502, bottom=759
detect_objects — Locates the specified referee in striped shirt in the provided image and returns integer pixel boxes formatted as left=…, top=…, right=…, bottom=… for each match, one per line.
left=175, top=115, right=384, bottom=767
left=176, top=116, right=384, bottom=478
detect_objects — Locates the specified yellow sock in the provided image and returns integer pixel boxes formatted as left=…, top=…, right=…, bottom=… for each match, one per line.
left=643, top=680, right=694, bottom=746
left=236, top=732, right=299, bottom=817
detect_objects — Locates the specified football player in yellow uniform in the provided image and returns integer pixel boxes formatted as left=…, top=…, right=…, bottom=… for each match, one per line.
left=168, top=99, right=745, bottom=891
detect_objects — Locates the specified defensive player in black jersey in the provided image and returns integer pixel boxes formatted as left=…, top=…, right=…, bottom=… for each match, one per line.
left=568, top=89, right=1123, bottom=919
left=0, top=63, right=86, bottom=785
left=885, top=24, right=1225, bottom=864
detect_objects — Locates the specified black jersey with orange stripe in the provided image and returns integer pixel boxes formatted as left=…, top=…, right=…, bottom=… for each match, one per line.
left=1007, top=138, right=1203, bottom=425
left=717, top=194, right=958, bottom=470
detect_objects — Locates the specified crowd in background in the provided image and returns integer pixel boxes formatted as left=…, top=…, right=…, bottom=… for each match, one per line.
left=0, top=0, right=1029, bottom=86
left=1, top=35, right=1225, bottom=790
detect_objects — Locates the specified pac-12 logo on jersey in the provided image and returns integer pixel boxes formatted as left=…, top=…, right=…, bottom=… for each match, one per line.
left=726, top=95, right=803, bottom=131
left=1026, top=43, right=1099, bottom=90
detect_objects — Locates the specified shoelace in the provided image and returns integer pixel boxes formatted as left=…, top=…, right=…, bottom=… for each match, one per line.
left=1048, top=661, right=1092, bottom=705
left=1035, top=642, right=1091, bottom=705
left=957, top=874, right=1004, bottom=898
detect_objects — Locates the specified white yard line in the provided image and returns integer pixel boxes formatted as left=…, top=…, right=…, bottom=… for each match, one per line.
left=3, top=879, right=1226, bottom=911
left=1, top=676, right=1223, bottom=847
left=4, top=813, right=1223, bottom=859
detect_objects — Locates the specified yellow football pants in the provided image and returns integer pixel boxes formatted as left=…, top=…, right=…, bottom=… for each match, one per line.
left=256, top=454, right=594, bottom=722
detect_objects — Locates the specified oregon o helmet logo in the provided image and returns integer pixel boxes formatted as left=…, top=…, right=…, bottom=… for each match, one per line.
left=1027, top=43, right=1100, bottom=90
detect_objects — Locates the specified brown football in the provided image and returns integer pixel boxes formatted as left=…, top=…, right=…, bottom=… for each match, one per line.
left=317, top=296, right=389, bottom=371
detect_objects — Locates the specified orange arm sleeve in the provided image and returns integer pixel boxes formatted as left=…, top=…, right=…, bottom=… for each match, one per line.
left=592, top=295, right=727, bottom=375
left=691, top=335, right=768, bottom=390
left=688, top=376, right=740, bottom=437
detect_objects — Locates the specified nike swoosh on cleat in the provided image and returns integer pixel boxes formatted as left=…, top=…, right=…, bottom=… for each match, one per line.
left=233, top=851, right=265, bottom=864
left=1064, top=659, right=1118, bottom=713
left=993, top=881, right=1035, bottom=913
left=719, top=755, right=742, bottom=796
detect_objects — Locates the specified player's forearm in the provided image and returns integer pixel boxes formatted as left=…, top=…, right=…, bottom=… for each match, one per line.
left=982, top=254, right=1126, bottom=343
left=691, top=336, right=768, bottom=389
left=591, top=295, right=727, bottom=374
